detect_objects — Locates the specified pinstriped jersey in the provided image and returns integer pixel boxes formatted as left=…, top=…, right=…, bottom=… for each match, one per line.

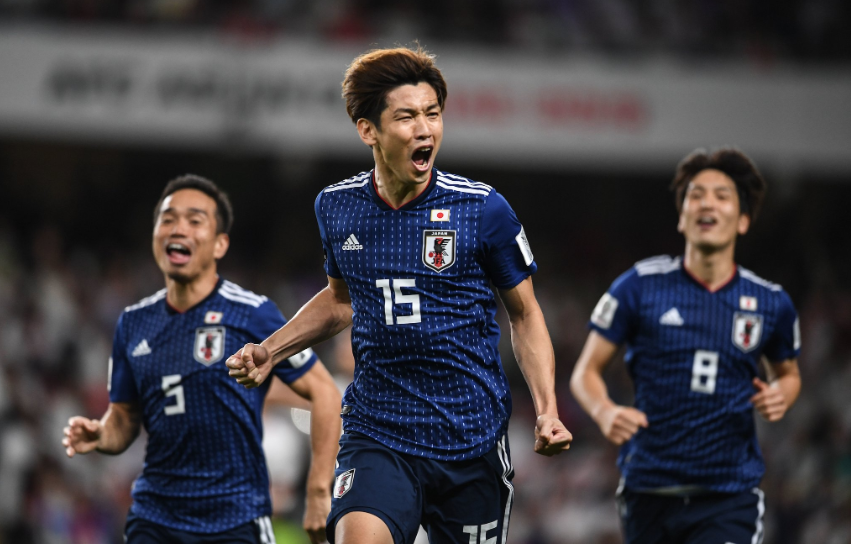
left=315, top=168, right=537, bottom=461
left=589, top=255, right=801, bottom=492
left=109, top=278, right=317, bottom=532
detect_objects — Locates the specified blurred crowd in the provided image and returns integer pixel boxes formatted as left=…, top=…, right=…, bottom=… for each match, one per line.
left=1, top=0, right=850, bottom=62
left=0, top=166, right=849, bottom=543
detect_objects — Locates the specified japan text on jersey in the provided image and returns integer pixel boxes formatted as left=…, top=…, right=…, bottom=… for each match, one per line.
left=315, top=169, right=537, bottom=461
left=589, top=255, right=801, bottom=493
left=108, top=279, right=317, bottom=533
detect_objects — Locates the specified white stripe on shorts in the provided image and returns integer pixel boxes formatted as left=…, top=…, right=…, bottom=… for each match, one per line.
left=254, top=516, right=276, bottom=544
left=496, top=435, right=514, bottom=544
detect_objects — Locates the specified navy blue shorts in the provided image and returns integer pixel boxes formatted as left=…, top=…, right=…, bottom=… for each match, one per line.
left=125, top=512, right=276, bottom=544
left=328, top=432, right=515, bottom=544
left=618, top=487, right=765, bottom=544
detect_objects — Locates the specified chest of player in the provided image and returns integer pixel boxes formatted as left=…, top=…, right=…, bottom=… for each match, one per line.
left=330, top=206, right=483, bottom=281
left=124, top=310, right=249, bottom=387
left=636, top=285, right=778, bottom=360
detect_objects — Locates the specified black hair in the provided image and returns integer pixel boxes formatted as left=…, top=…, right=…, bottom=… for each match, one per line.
left=153, top=174, right=234, bottom=234
left=671, top=147, right=767, bottom=222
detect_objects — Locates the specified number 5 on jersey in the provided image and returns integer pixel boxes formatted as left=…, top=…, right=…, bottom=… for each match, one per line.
left=376, top=279, right=421, bottom=325
left=162, top=374, right=185, bottom=415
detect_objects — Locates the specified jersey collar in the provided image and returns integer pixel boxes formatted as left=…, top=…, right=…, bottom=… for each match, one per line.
left=369, top=168, right=437, bottom=211
left=681, top=261, right=739, bottom=293
left=165, top=276, right=224, bottom=315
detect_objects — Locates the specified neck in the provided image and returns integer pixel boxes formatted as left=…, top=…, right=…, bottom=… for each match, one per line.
left=373, top=163, right=430, bottom=210
left=682, top=242, right=736, bottom=291
left=165, top=270, right=219, bottom=312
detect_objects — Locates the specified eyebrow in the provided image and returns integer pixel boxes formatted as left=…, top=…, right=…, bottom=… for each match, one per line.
left=392, top=103, right=440, bottom=115
left=161, top=207, right=209, bottom=216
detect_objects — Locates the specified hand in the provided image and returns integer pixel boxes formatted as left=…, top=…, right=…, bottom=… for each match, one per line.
left=303, top=487, right=331, bottom=544
left=226, top=344, right=273, bottom=389
left=751, top=378, right=789, bottom=422
left=62, top=416, right=103, bottom=457
left=534, top=415, right=573, bottom=456
left=596, top=405, right=648, bottom=445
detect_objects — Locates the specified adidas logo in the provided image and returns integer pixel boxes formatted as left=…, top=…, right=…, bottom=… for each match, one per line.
left=132, top=339, right=152, bottom=356
left=341, top=234, right=363, bottom=251
left=659, top=308, right=684, bottom=326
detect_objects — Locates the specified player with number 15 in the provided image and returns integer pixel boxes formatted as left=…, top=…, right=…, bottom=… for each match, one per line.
left=570, top=148, right=802, bottom=544
left=227, top=46, right=572, bottom=544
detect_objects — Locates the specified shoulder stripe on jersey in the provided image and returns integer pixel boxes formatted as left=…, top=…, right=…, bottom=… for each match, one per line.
left=436, top=171, right=493, bottom=190
left=436, top=181, right=490, bottom=196
left=124, top=289, right=167, bottom=312
left=220, top=284, right=267, bottom=305
left=219, top=290, right=264, bottom=308
left=221, top=281, right=268, bottom=302
left=739, top=267, right=783, bottom=292
left=635, top=255, right=681, bottom=276
left=325, top=172, right=371, bottom=193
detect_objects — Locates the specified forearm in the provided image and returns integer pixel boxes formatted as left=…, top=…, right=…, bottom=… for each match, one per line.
left=773, top=372, right=801, bottom=410
left=96, top=403, right=142, bottom=454
left=305, top=384, right=342, bottom=496
left=569, top=366, right=615, bottom=425
left=264, top=287, right=353, bottom=366
left=510, top=309, right=559, bottom=417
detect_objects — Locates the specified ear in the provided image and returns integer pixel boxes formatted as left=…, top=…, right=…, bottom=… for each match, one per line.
left=677, top=210, right=686, bottom=234
left=214, top=233, right=230, bottom=260
left=357, top=118, right=378, bottom=147
left=737, top=213, right=751, bottom=235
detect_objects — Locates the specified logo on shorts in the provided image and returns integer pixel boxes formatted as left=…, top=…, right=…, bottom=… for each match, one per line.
left=334, top=468, right=356, bottom=499
left=423, top=230, right=456, bottom=272
left=732, top=312, right=763, bottom=353
left=194, top=326, right=225, bottom=365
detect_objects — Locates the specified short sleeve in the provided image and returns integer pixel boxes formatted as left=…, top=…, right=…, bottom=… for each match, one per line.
left=251, top=300, right=318, bottom=384
left=588, top=267, right=642, bottom=346
left=481, top=191, right=537, bottom=290
left=315, top=191, right=342, bottom=279
left=108, top=314, right=139, bottom=403
left=763, top=290, right=801, bottom=363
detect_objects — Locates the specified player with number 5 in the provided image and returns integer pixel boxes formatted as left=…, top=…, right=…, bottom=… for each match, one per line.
left=227, top=46, right=572, bottom=544
left=570, top=148, right=801, bottom=544
left=62, top=176, right=341, bottom=544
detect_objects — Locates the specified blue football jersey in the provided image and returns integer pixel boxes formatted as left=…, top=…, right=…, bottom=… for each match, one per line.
left=315, top=169, right=537, bottom=461
left=108, top=278, right=318, bottom=533
left=589, top=255, right=801, bottom=492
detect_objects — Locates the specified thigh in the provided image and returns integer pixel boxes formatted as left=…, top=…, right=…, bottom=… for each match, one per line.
left=687, top=489, right=765, bottom=544
left=422, top=435, right=514, bottom=544
left=328, top=433, right=422, bottom=544
left=619, top=490, right=681, bottom=544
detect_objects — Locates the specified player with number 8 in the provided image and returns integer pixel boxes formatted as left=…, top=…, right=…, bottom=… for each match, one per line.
left=570, top=148, right=802, bottom=544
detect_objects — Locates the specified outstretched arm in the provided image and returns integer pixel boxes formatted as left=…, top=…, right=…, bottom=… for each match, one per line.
left=570, top=331, right=648, bottom=445
left=752, top=358, right=801, bottom=422
left=288, top=361, right=342, bottom=544
left=62, top=402, right=142, bottom=457
left=498, top=277, right=572, bottom=456
left=228, top=277, right=353, bottom=388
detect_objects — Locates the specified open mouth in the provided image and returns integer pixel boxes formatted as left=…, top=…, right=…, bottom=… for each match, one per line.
left=411, top=146, right=433, bottom=170
left=696, top=217, right=718, bottom=229
left=166, top=242, right=192, bottom=265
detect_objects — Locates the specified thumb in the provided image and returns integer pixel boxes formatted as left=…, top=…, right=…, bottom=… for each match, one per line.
left=82, top=418, right=100, bottom=434
left=636, top=410, right=649, bottom=428
left=241, top=344, right=257, bottom=370
left=752, top=377, right=769, bottom=391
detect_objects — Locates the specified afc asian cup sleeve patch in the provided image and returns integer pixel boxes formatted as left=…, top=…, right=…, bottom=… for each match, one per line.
left=334, top=468, right=356, bottom=499
left=515, top=226, right=534, bottom=266
left=591, top=293, right=619, bottom=330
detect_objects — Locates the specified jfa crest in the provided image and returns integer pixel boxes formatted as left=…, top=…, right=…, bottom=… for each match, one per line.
left=731, top=312, right=763, bottom=353
left=194, top=326, right=226, bottom=365
left=422, top=230, right=456, bottom=273
left=334, top=468, right=355, bottom=498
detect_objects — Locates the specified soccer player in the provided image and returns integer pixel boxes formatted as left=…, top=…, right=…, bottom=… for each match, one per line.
left=226, top=46, right=572, bottom=544
left=62, top=175, right=342, bottom=544
left=570, top=148, right=802, bottom=544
